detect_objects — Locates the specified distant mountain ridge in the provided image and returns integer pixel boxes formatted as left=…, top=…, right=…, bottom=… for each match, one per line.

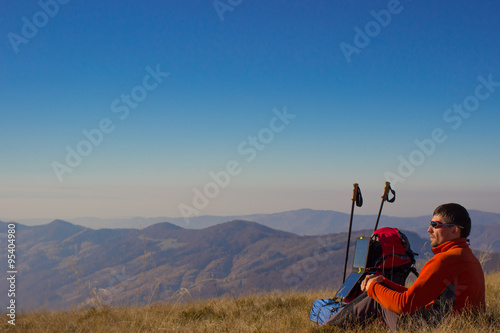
left=6, top=208, right=500, bottom=229
left=3, top=208, right=499, bottom=250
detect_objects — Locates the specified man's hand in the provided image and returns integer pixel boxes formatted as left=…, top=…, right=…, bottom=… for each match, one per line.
left=361, top=274, right=384, bottom=292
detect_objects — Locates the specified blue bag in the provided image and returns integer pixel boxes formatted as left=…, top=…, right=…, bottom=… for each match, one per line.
left=309, top=298, right=346, bottom=325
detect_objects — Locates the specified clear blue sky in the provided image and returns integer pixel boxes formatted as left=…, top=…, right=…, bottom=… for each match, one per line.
left=1, top=0, right=499, bottom=221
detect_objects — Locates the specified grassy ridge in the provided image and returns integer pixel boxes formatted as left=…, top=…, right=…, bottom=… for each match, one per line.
left=3, top=272, right=499, bottom=332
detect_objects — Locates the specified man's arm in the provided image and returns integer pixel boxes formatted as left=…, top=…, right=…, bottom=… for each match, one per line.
left=367, top=256, right=451, bottom=314
left=381, top=277, right=408, bottom=292
left=362, top=275, right=408, bottom=293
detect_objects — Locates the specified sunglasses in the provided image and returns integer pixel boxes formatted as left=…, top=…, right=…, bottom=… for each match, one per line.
left=430, top=220, right=464, bottom=229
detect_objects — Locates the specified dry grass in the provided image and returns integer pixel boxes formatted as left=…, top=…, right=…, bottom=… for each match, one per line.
left=3, top=272, right=499, bottom=332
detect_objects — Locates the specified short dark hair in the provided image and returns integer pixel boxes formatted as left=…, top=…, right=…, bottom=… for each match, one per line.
left=433, top=203, right=471, bottom=238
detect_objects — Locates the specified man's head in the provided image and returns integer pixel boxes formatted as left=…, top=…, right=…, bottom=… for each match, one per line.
left=428, top=203, right=471, bottom=247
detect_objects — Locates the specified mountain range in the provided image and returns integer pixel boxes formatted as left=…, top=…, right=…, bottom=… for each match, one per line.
left=0, top=209, right=498, bottom=311
left=6, top=208, right=500, bottom=250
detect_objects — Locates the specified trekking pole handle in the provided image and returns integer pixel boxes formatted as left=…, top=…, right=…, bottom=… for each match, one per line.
left=352, top=183, right=359, bottom=201
left=381, top=182, right=391, bottom=201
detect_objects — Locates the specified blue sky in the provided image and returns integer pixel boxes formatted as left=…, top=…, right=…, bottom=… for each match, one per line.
left=1, top=0, right=499, bottom=221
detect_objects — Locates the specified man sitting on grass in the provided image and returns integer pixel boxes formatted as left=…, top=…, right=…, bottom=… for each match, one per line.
left=325, top=203, right=486, bottom=332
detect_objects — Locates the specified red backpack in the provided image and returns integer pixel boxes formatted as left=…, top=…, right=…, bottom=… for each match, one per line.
left=366, top=227, right=419, bottom=285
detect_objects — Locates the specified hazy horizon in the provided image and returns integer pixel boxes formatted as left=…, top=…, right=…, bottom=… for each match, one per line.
left=3, top=206, right=499, bottom=228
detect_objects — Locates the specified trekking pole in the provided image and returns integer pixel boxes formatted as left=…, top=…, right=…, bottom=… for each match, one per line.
left=373, top=182, right=396, bottom=232
left=343, top=183, right=363, bottom=283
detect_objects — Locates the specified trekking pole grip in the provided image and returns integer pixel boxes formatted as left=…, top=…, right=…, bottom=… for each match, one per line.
left=352, top=183, right=359, bottom=201
left=381, top=181, right=391, bottom=201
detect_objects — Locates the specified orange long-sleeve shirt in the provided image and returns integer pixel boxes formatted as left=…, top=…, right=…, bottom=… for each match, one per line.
left=367, top=238, right=485, bottom=315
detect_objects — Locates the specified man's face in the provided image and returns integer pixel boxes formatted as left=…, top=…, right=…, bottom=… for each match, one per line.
left=427, top=214, right=461, bottom=247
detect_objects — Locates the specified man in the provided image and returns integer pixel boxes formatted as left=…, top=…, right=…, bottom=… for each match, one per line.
left=325, top=203, right=486, bottom=331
